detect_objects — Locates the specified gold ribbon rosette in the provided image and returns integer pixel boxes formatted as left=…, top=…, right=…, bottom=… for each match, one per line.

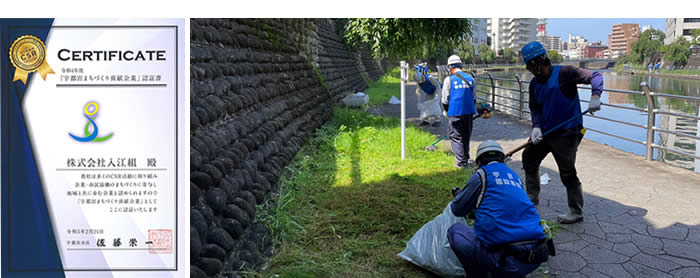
left=9, top=35, right=54, bottom=84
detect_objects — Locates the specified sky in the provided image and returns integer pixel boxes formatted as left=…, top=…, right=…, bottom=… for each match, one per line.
left=546, top=18, right=667, bottom=45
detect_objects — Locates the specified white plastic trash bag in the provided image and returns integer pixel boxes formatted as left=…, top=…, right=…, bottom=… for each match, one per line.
left=398, top=202, right=467, bottom=278
left=418, top=96, right=442, bottom=120
left=388, top=96, right=401, bottom=104
left=343, top=92, right=369, bottom=107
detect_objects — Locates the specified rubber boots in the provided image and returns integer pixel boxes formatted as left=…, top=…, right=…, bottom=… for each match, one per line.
left=557, top=184, right=584, bottom=224
left=525, top=170, right=541, bottom=206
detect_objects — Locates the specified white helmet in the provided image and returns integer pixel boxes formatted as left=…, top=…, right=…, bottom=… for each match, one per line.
left=447, top=55, right=462, bottom=66
left=476, top=140, right=504, bottom=159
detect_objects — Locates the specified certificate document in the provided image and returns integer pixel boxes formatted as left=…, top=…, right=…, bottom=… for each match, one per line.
left=1, top=19, right=186, bottom=276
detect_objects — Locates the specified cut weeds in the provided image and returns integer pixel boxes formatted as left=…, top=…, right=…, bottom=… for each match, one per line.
left=256, top=69, right=560, bottom=277
left=258, top=107, right=469, bottom=277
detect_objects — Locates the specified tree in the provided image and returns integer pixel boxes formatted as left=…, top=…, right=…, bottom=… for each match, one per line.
left=616, top=52, right=641, bottom=65
left=426, top=46, right=453, bottom=68
left=663, top=37, right=691, bottom=66
left=547, top=50, right=563, bottom=64
left=503, top=48, right=518, bottom=64
left=616, top=54, right=630, bottom=64
left=456, top=43, right=476, bottom=64
left=629, top=29, right=666, bottom=64
left=691, top=29, right=700, bottom=44
left=343, top=18, right=472, bottom=60
left=477, top=44, right=496, bottom=64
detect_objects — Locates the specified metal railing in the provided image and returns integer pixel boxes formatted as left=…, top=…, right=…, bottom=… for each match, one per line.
left=463, top=63, right=520, bottom=69
left=465, top=71, right=700, bottom=162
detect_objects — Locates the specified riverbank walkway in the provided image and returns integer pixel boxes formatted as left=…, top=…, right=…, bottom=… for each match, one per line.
left=370, top=82, right=700, bottom=277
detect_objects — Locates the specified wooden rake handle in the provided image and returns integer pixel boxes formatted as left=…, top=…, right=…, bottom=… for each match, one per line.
left=505, top=109, right=590, bottom=159
left=505, top=139, right=532, bottom=158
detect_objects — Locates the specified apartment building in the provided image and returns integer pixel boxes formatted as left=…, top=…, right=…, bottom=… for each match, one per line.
left=585, top=45, right=608, bottom=58
left=665, top=18, right=700, bottom=44
left=538, top=36, right=563, bottom=52
left=610, top=23, right=640, bottom=55
left=470, top=18, right=489, bottom=53
left=602, top=49, right=612, bottom=59
left=487, top=18, right=538, bottom=54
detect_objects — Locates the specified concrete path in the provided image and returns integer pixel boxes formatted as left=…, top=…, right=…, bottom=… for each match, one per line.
left=371, top=83, right=700, bottom=277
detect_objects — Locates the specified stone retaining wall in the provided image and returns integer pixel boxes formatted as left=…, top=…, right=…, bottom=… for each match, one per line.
left=189, top=18, right=387, bottom=277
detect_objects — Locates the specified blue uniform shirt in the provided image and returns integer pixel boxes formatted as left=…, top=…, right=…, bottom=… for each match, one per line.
left=418, top=72, right=438, bottom=95
left=444, top=71, right=476, bottom=117
left=451, top=162, right=545, bottom=247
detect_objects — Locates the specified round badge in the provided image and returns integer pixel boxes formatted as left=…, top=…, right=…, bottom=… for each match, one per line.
left=10, top=35, right=47, bottom=72
left=9, top=35, right=54, bottom=84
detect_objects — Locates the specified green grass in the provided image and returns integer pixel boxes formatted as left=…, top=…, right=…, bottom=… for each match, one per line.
left=256, top=107, right=470, bottom=277
left=615, top=63, right=700, bottom=75
left=656, top=68, right=700, bottom=75
left=365, top=67, right=402, bottom=106
left=255, top=69, right=560, bottom=277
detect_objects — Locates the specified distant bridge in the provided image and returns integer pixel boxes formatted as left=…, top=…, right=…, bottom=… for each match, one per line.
left=560, top=59, right=616, bottom=69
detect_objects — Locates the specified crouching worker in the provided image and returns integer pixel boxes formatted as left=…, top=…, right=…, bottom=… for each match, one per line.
left=447, top=140, right=554, bottom=278
left=414, top=62, right=443, bottom=126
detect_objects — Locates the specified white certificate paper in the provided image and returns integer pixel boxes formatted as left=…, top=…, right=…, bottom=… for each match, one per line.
left=21, top=19, right=185, bottom=274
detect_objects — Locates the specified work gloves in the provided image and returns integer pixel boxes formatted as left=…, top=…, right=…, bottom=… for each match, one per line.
left=443, top=111, right=449, bottom=119
left=531, top=127, right=543, bottom=144
left=588, top=95, right=602, bottom=113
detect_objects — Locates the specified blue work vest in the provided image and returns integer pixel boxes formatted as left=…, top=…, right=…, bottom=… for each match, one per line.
left=448, top=72, right=476, bottom=116
left=418, top=74, right=437, bottom=95
left=530, top=66, right=582, bottom=133
left=474, top=163, right=545, bottom=247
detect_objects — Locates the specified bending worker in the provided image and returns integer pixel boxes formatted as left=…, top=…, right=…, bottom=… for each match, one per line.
left=447, top=140, right=550, bottom=278
left=520, top=41, right=603, bottom=224
left=441, top=55, right=477, bottom=168
left=414, top=62, right=442, bottom=126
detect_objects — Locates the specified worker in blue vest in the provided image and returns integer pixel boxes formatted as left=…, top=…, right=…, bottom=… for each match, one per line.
left=448, top=140, right=551, bottom=278
left=414, top=62, right=442, bottom=126
left=520, top=41, right=603, bottom=224
left=441, top=55, right=477, bottom=168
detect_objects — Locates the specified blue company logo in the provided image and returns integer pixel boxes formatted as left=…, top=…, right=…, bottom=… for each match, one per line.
left=69, top=102, right=114, bottom=142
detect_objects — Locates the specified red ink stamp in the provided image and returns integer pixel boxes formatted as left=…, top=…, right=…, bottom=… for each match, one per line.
left=148, top=229, right=173, bottom=254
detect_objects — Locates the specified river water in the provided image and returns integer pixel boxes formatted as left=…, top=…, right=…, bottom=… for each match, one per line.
left=480, top=70, right=700, bottom=173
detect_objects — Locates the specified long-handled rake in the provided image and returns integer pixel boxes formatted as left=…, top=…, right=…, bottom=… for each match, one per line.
left=424, top=103, right=493, bottom=151
left=504, top=109, right=590, bottom=161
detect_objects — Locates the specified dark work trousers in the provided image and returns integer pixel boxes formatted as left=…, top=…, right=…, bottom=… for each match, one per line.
left=522, top=134, right=584, bottom=215
left=447, top=223, right=541, bottom=278
left=449, top=114, right=474, bottom=166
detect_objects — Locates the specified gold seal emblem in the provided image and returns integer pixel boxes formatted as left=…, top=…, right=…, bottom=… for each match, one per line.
left=9, top=35, right=54, bottom=84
